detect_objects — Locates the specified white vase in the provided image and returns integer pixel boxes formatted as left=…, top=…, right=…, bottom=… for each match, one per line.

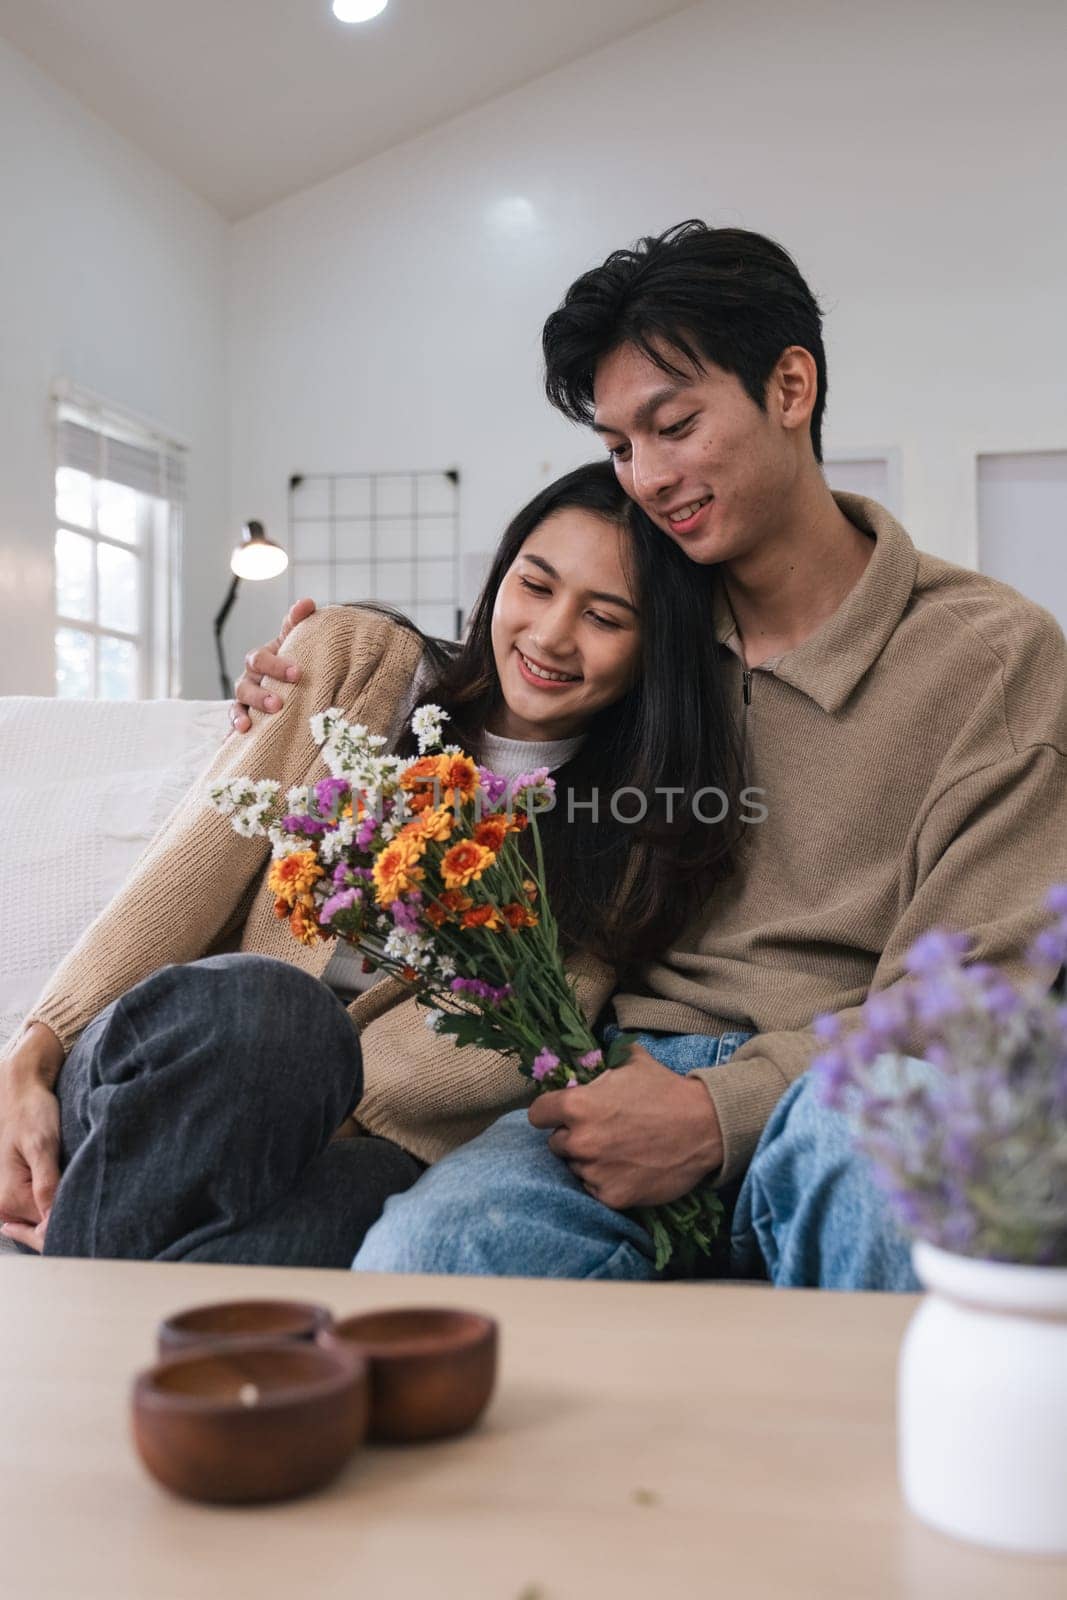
left=898, top=1239, right=1067, bottom=1554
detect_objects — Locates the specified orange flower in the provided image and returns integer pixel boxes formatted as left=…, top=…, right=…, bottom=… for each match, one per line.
left=399, top=756, right=446, bottom=792
left=401, top=805, right=454, bottom=844
left=440, top=754, right=480, bottom=803
left=439, top=889, right=473, bottom=913
left=373, top=834, right=426, bottom=904
left=502, top=901, right=539, bottom=930
left=289, top=901, right=322, bottom=945
left=522, top=878, right=538, bottom=901
left=461, top=904, right=502, bottom=931
left=507, top=810, right=529, bottom=833
left=273, top=896, right=290, bottom=920
left=474, top=817, right=509, bottom=852
left=268, top=851, right=323, bottom=908
left=441, top=838, right=495, bottom=889
left=425, top=902, right=448, bottom=928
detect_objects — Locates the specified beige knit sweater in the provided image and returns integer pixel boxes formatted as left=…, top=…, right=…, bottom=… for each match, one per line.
left=26, top=606, right=614, bottom=1164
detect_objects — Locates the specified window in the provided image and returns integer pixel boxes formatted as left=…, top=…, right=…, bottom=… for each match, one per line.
left=53, top=390, right=185, bottom=698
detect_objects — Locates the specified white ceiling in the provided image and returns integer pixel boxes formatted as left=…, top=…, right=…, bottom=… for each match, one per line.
left=0, top=0, right=696, bottom=219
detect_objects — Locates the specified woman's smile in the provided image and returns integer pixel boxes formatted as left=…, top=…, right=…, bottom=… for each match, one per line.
left=514, top=647, right=583, bottom=689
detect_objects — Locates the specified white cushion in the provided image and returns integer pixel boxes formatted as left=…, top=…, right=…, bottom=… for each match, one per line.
left=0, top=695, right=229, bottom=1050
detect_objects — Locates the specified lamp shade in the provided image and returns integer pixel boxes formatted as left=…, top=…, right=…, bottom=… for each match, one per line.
left=230, top=520, right=288, bottom=581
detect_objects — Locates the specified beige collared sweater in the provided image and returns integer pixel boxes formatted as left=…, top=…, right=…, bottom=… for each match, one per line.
left=612, top=493, right=1067, bottom=1181
left=25, top=495, right=1067, bottom=1183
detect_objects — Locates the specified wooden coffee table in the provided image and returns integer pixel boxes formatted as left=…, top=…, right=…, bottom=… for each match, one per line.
left=2, top=1257, right=1063, bottom=1598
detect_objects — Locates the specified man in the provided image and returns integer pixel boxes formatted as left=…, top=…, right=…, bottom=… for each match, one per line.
left=142, top=224, right=1067, bottom=1283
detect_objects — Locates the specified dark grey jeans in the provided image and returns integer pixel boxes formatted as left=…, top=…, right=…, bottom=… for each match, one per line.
left=42, top=954, right=422, bottom=1266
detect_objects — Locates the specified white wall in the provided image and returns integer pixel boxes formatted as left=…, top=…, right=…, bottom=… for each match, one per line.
left=227, top=0, right=1067, bottom=667
left=0, top=37, right=229, bottom=699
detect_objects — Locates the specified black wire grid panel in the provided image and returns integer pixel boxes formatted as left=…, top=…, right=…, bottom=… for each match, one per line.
left=287, top=468, right=462, bottom=639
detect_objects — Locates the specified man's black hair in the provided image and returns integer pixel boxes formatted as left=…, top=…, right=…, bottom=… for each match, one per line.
left=542, top=220, right=828, bottom=462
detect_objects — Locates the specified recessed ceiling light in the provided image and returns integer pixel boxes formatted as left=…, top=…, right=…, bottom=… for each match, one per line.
left=333, top=0, right=388, bottom=21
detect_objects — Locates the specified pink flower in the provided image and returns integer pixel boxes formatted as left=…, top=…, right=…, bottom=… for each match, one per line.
left=578, top=1049, right=603, bottom=1070
left=531, top=1049, right=560, bottom=1082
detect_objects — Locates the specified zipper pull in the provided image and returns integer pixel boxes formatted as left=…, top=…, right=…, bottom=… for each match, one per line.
left=742, top=668, right=753, bottom=705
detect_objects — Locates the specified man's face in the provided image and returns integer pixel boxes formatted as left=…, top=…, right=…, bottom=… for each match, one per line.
left=592, top=340, right=798, bottom=568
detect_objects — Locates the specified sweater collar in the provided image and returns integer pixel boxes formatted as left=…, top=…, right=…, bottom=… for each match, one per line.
left=713, top=492, right=919, bottom=714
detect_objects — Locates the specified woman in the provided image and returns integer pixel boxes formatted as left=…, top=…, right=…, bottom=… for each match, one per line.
left=0, top=462, right=742, bottom=1265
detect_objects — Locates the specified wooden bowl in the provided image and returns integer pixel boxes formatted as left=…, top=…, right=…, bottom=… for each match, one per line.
left=157, top=1299, right=332, bottom=1357
left=132, top=1340, right=368, bottom=1504
left=323, top=1307, right=497, bottom=1443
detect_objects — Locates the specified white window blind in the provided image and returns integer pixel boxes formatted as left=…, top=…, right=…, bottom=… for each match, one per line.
left=56, top=415, right=186, bottom=504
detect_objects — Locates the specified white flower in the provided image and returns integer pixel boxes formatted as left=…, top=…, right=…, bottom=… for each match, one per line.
left=436, top=953, right=457, bottom=980
left=309, top=708, right=346, bottom=748
left=318, top=814, right=357, bottom=864
left=424, top=1009, right=444, bottom=1033
left=383, top=927, right=430, bottom=967
left=411, top=702, right=450, bottom=754
left=286, top=785, right=313, bottom=814
left=268, top=826, right=310, bottom=859
left=208, top=779, right=238, bottom=815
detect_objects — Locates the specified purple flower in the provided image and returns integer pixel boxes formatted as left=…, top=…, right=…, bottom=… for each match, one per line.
left=477, top=767, right=509, bottom=808
left=321, top=887, right=362, bottom=923
left=531, top=1049, right=560, bottom=1082
left=859, top=990, right=910, bottom=1050
left=1046, top=884, right=1067, bottom=917
left=913, top=978, right=967, bottom=1028
left=903, top=929, right=970, bottom=976
left=984, top=980, right=1023, bottom=1019
left=812, top=1012, right=841, bottom=1042
left=811, top=1047, right=850, bottom=1109
left=280, top=813, right=326, bottom=837
left=390, top=897, right=422, bottom=934
left=578, top=1048, right=603, bottom=1070
left=448, top=976, right=511, bottom=1005
left=355, top=815, right=379, bottom=850
left=313, top=777, right=350, bottom=819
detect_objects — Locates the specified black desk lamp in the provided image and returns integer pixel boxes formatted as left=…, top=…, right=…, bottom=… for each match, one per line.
left=214, top=520, right=289, bottom=699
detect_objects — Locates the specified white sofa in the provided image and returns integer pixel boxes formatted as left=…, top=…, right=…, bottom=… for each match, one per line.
left=0, top=693, right=230, bottom=1052
left=0, top=693, right=229, bottom=1252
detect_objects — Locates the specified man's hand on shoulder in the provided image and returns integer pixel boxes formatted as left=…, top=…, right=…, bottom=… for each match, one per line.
left=528, top=1043, right=723, bottom=1209
left=228, top=596, right=318, bottom=734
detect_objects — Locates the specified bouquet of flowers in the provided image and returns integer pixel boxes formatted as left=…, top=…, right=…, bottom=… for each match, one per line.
left=209, top=704, right=724, bottom=1272
left=811, top=889, right=1067, bottom=1265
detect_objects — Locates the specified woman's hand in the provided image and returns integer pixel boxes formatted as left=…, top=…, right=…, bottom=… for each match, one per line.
left=0, top=1023, right=64, bottom=1252
left=229, top=597, right=318, bottom=733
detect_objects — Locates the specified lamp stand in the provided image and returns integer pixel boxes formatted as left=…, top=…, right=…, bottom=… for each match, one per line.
left=213, top=573, right=241, bottom=701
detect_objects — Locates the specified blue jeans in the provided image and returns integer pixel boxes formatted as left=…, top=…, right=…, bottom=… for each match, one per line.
left=354, top=1029, right=921, bottom=1290
left=42, top=954, right=422, bottom=1265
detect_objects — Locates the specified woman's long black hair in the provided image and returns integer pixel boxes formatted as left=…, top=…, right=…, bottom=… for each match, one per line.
left=352, top=460, right=744, bottom=972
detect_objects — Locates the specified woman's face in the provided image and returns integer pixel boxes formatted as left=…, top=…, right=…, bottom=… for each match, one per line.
left=489, top=507, right=642, bottom=742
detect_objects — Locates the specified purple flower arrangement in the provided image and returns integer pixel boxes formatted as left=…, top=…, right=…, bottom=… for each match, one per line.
left=812, top=888, right=1067, bottom=1265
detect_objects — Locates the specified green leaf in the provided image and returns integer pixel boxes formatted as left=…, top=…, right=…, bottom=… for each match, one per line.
left=603, top=1032, right=638, bottom=1070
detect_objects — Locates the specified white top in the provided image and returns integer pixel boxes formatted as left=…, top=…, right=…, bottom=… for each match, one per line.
left=478, top=727, right=584, bottom=779
left=323, top=722, right=585, bottom=996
